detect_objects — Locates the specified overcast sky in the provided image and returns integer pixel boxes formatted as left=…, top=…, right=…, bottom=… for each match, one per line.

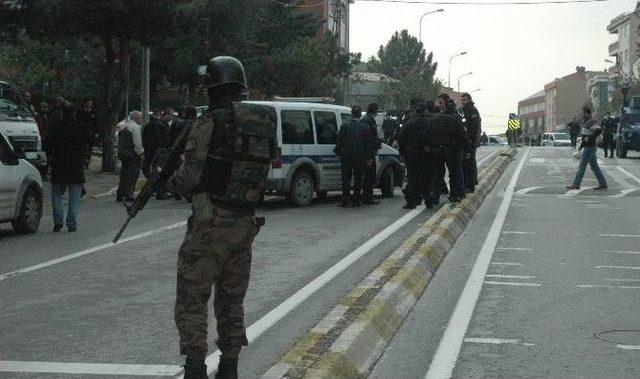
left=349, top=0, right=634, bottom=134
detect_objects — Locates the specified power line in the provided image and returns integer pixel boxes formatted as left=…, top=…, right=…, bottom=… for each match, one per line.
left=357, top=0, right=610, bottom=5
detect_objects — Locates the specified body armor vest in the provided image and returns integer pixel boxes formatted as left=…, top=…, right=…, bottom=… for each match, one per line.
left=204, top=102, right=277, bottom=207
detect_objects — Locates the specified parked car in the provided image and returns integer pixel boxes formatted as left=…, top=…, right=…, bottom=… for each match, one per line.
left=0, top=130, right=43, bottom=233
left=0, top=80, right=47, bottom=173
left=541, top=132, right=572, bottom=147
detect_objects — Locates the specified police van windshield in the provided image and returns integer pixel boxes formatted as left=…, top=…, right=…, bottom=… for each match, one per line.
left=0, top=82, right=32, bottom=118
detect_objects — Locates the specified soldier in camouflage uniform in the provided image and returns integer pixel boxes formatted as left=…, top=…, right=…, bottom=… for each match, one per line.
left=170, top=56, right=276, bottom=379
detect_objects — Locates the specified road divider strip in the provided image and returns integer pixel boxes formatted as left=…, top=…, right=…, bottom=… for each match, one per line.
left=262, top=148, right=517, bottom=379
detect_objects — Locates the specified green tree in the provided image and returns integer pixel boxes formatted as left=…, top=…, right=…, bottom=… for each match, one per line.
left=367, top=30, right=440, bottom=108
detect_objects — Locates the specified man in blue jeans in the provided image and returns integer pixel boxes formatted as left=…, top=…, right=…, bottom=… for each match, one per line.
left=567, top=107, right=608, bottom=191
left=45, top=100, right=92, bottom=232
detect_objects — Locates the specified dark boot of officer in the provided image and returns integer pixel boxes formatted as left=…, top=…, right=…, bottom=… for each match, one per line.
left=215, top=356, right=238, bottom=379
left=183, top=355, right=207, bottom=379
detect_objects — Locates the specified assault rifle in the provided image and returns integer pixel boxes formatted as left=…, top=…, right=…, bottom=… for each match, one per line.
left=113, top=123, right=192, bottom=243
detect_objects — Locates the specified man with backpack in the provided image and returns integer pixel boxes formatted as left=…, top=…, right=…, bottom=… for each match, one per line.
left=116, top=111, right=144, bottom=203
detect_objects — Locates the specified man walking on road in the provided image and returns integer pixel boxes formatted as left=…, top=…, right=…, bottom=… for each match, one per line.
left=361, top=103, right=381, bottom=205
left=335, top=106, right=369, bottom=207
left=460, top=93, right=481, bottom=192
left=601, top=114, right=616, bottom=158
left=431, top=95, right=466, bottom=202
left=567, top=107, right=607, bottom=191
left=169, top=56, right=276, bottom=379
left=116, top=111, right=144, bottom=203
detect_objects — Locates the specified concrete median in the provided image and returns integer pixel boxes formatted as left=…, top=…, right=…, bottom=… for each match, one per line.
left=263, top=148, right=517, bottom=379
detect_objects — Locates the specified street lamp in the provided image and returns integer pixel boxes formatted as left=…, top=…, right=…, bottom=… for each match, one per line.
left=457, top=71, right=473, bottom=92
left=448, top=51, right=467, bottom=88
left=419, top=9, right=444, bottom=43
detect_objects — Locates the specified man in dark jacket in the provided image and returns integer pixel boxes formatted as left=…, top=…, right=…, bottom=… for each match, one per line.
left=142, top=108, right=170, bottom=199
left=335, top=106, right=370, bottom=207
left=567, top=107, right=607, bottom=190
left=77, top=98, right=97, bottom=169
left=398, top=99, right=432, bottom=209
left=45, top=101, right=92, bottom=232
left=361, top=103, right=382, bottom=205
left=568, top=118, right=580, bottom=148
left=460, top=93, right=481, bottom=192
left=431, top=95, right=466, bottom=202
left=602, top=114, right=616, bottom=158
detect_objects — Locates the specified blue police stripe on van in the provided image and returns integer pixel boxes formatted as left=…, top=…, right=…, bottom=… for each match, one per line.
left=281, top=154, right=397, bottom=164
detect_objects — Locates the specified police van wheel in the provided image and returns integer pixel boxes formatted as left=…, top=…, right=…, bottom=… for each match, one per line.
left=381, top=168, right=395, bottom=198
left=12, top=187, right=42, bottom=234
left=289, top=171, right=315, bottom=206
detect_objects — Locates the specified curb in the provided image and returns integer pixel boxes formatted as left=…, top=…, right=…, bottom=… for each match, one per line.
left=263, top=148, right=517, bottom=379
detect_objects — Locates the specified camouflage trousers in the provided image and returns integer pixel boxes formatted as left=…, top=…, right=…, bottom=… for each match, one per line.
left=174, top=209, right=258, bottom=359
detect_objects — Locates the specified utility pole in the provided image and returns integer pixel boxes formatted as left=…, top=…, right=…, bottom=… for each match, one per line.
left=141, top=47, right=150, bottom=125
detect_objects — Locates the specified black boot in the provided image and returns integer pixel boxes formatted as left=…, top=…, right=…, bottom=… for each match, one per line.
left=215, top=356, right=238, bottom=379
left=183, top=356, right=207, bottom=379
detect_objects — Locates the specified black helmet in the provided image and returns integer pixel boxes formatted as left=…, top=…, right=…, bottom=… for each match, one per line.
left=205, top=56, right=247, bottom=90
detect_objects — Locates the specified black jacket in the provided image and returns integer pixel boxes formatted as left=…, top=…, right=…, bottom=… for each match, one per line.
left=362, top=114, right=381, bottom=158
left=142, top=117, right=169, bottom=156
left=460, top=102, right=481, bottom=144
left=429, top=112, right=465, bottom=148
left=398, top=114, right=430, bottom=158
left=77, top=108, right=98, bottom=138
left=335, top=119, right=370, bottom=164
left=168, top=117, right=188, bottom=146
left=45, top=107, right=92, bottom=184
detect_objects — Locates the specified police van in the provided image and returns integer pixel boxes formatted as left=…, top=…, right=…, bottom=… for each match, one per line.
left=244, top=100, right=404, bottom=206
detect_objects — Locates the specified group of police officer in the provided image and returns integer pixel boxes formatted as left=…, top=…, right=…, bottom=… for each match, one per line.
left=397, top=92, right=482, bottom=209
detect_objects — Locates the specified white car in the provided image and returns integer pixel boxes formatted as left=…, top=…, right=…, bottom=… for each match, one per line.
left=541, top=132, right=572, bottom=147
left=0, top=130, right=43, bottom=233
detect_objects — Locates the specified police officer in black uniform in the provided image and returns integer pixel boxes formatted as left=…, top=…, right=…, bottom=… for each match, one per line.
left=361, top=103, right=381, bottom=205
left=398, top=99, right=433, bottom=209
left=431, top=94, right=466, bottom=202
left=460, top=93, right=482, bottom=192
left=335, top=106, right=369, bottom=207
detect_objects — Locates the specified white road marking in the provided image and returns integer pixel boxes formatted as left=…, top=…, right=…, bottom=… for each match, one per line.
left=577, top=200, right=603, bottom=203
left=617, top=344, right=640, bottom=350
left=425, top=148, right=529, bottom=379
left=605, top=278, right=640, bottom=282
left=586, top=206, right=623, bottom=210
left=605, top=250, right=640, bottom=255
left=514, top=186, right=541, bottom=195
left=0, top=361, right=181, bottom=376
left=502, top=231, right=536, bottom=235
left=510, top=203, right=530, bottom=208
left=599, top=234, right=640, bottom=238
left=485, top=274, right=535, bottom=279
left=0, top=221, right=188, bottom=282
left=612, top=188, right=639, bottom=198
left=494, top=247, right=533, bottom=251
left=464, top=338, right=535, bottom=347
left=596, top=265, right=640, bottom=270
left=490, top=262, right=523, bottom=266
left=577, top=284, right=640, bottom=289
left=485, top=281, right=541, bottom=287
left=618, top=166, right=640, bottom=185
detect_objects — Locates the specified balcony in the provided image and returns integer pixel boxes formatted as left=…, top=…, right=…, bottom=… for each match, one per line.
left=609, top=41, right=620, bottom=56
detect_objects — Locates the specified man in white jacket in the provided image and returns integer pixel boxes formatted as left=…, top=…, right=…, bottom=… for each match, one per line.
left=116, top=111, right=145, bottom=203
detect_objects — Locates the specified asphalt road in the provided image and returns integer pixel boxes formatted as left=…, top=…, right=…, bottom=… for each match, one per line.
left=371, top=147, right=640, bottom=378
left=0, top=148, right=501, bottom=378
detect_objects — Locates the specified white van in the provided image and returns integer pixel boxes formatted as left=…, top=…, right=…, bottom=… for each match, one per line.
left=0, top=80, right=47, bottom=172
left=0, top=130, right=43, bottom=233
left=245, top=101, right=405, bottom=206
left=541, top=132, right=572, bottom=147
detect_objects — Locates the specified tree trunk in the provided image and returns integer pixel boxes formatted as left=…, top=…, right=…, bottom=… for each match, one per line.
left=99, top=37, right=129, bottom=173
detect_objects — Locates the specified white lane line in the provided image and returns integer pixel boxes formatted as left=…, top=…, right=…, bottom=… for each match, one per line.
left=485, top=274, right=535, bottom=279
left=560, top=188, right=589, bottom=197
left=586, top=206, right=624, bottom=210
left=514, top=186, right=541, bottom=195
left=490, top=262, right=523, bottom=266
left=502, top=231, right=536, bottom=235
left=618, top=166, right=640, bottom=185
left=577, top=284, right=640, bottom=289
left=0, top=221, right=188, bottom=282
left=612, top=188, right=639, bottom=198
left=605, top=278, right=640, bottom=282
left=485, top=281, right=541, bottom=287
left=464, top=338, right=535, bottom=347
left=0, top=361, right=180, bottom=376
left=577, top=200, right=603, bottom=203
left=617, top=344, right=640, bottom=350
left=596, top=265, right=640, bottom=270
left=599, top=234, right=640, bottom=238
left=425, top=148, right=529, bottom=379
left=605, top=250, right=640, bottom=255
left=495, top=247, right=533, bottom=251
